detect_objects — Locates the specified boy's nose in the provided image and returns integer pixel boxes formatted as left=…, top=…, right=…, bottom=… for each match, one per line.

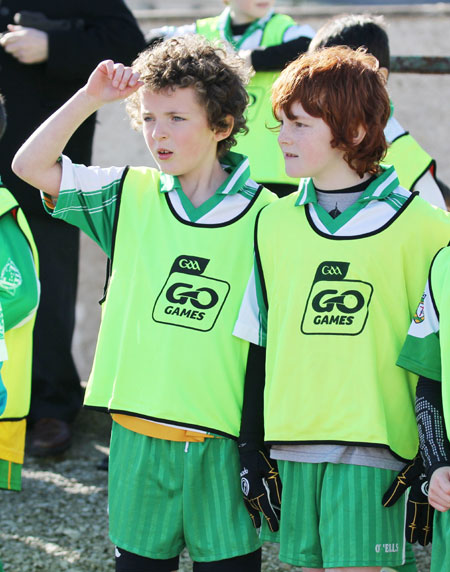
left=278, top=126, right=291, bottom=146
left=152, top=123, right=168, bottom=140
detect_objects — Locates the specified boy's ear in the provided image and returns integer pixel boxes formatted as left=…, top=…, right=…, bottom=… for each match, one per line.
left=379, top=67, right=389, bottom=82
left=353, top=124, right=366, bottom=145
left=215, top=115, right=234, bottom=142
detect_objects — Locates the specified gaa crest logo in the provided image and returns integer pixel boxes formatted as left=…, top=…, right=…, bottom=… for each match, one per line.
left=153, top=255, right=230, bottom=332
left=413, top=292, right=426, bottom=324
left=301, top=261, right=373, bottom=336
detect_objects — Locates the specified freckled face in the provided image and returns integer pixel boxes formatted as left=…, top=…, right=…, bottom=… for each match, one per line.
left=277, top=101, right=346, bottom=187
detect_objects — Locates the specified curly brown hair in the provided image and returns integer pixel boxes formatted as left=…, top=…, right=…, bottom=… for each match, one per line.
left=272, top=46, right=390, bottom=177
left=126, top=35, right=250, bottom=157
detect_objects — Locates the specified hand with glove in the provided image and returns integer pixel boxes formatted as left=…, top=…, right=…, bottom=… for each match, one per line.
left=238, top=442, right=282, bottom=532
left=382, top=454, right=434, bottom=546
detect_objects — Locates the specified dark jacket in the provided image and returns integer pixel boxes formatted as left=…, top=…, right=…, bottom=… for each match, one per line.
left=0, top=0, right=146, bottom=216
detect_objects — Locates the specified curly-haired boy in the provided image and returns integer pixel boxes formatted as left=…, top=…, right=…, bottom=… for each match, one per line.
left=13, top=35, right=275, bottom=572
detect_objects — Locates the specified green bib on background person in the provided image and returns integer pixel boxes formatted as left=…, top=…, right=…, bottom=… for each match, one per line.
left=382, top=115, right=434, bottom=191
left=84, top=167, right=273, bottom=438
left=0, top=188, right=39, bottom=421
left=256, top=191, right=450, bottom=460
left=196, top=12, right=299, bottom=186
left=383, top=133, right=434, bottom=191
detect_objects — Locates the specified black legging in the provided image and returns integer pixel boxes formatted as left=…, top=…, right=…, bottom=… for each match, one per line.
left=115, top=547, right=262, bottom=572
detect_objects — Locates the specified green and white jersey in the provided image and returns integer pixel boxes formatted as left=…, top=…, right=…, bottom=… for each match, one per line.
left=234, top=166, right=450, bottom=466
left=0, top=205, right=40, bottom=332
left=199, top=8, right=314, bottom=50
left=0, top=187, right=39, bottom=421
left=397, top=245, right=450, bottom=382
left=44, top=152, right=263, bottom=255
left=150, top=8, right=314, bottom=52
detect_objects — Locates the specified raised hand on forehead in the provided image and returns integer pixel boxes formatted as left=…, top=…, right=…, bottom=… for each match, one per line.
left=85, top=59, right=143, bottom=103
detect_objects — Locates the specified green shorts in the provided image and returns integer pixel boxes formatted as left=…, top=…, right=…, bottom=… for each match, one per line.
left=431, top=508, right=450, bottom=571
left=273, top=460, right=409, bottom=569
left=0, top=459, right=22, bottom=491
left=108, top=422, right=261, bottom=562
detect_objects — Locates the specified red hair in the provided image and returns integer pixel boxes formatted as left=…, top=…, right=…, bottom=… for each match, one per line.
left=272, top=46, right=390, bottom=176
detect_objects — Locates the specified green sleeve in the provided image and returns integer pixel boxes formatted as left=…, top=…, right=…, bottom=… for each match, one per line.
left=43, top=157, right=127, bottom=258
left=397, top=332, right=441, bottom=381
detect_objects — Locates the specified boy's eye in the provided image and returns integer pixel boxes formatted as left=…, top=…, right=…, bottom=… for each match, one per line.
left=143, top=116, right=154, bottom=122
left=295, top=122, right=305, bottom=128
left=172, top=116, right=185, bottom=122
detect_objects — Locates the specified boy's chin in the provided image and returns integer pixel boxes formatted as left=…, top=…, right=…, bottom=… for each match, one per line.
left=285, top=167, right=302, bottom=179
left=155, top=163, right=179, bottom=176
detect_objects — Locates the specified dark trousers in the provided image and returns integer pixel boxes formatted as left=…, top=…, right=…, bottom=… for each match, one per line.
left=27, top=214, right=82, bottom=424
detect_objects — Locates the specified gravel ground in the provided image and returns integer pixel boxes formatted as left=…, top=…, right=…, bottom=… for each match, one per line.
left=0, top=406, right=433, bottom=571
left=1, top=3, right=449, bottom=570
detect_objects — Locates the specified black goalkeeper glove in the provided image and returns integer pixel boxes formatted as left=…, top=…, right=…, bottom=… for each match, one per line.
left=382, top=454, right=434, bottom=546
left=238, top=444, right=282, bottom=532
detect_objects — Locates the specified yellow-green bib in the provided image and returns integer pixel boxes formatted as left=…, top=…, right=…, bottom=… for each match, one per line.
left=196, top=14, right=298, bottom=186
left=257, top=193, right=450, bottom=460
left=84, top=167, right=274, bottom=437
left=0, top=189, right=39, bottom=421
left=382, top=133, right=434, bottom=191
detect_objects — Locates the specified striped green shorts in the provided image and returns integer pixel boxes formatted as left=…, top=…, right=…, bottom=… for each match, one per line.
left=273, top=460, right=409, bottom=569
left=0, top=459, right=22, bottom=491
left=431, top=508, right=450, bottom=571
left=108, top=422, right=261, bottom=562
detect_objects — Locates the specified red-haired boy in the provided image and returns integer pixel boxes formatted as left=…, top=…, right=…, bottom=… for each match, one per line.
left=234, top=46, right=450, bottom=571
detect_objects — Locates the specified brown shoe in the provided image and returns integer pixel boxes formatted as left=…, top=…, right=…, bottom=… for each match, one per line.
left=29, top=418, right=72, bottom=457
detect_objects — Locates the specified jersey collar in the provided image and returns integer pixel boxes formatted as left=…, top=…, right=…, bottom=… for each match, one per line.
left=159, top=152, right=253, bottom=222
left=295, top=165, right=399, bottom=207
left=218, top=7, right=274, bottom=49
left=159, top=152, right=251, bottom=196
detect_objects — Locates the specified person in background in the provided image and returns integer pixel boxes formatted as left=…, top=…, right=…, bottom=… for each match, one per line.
left=309, top=13, right=448, bottom=210
left=0, top=306, right=6, bottom=418
left=396, top=244, right=450, bottom=572
left=0, top=92, right=40, bottom=572
left=0, top=301, right=6, bottom=572
left=0, top=1, right=146, bottom=456
left=146, top=0, right=315, bottom=197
